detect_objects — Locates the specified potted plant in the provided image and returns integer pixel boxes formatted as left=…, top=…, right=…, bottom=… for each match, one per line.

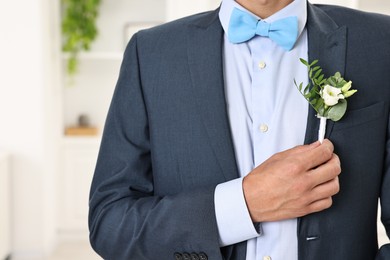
left=61, top=0, right=102, bottom=75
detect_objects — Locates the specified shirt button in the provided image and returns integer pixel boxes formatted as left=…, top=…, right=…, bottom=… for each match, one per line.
left=259, top=124, right=269, bottom=133
left=263, top=256, right=272, bottom=260
left=258, top=61, right=266, bottom=69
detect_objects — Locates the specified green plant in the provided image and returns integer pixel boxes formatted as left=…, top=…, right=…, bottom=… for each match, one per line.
left=61, top=0, right=102, bottom=75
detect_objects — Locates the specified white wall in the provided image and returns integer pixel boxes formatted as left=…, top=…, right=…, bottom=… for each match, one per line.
left=310, top=0, right=358, bottom=8
left=0, top=153, right=11, bottom=259
left=0, top=0, right=60, bottom=258
left=359, top=0, right=390, bottom=14
left=166, top=0, right=221, bottom=21
left=0, top=0, right=388, bottom=258
left=311, top=0, right=390, bottom=14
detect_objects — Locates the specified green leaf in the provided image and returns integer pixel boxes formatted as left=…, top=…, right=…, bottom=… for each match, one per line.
left=300, top=58, right=309, bottom=66
left=315, top=98, right=324, bottom=111
left=317, top=74, right=324, bottom=83
left=312, top=66, right=321, bottom=72
left=309, top=86, right=318, bottom=96
left=327, top=78, right=336, bottom=86
left=310, top=60, right=319, bottom=66
left=314, top=69, right=323, bottom=79
left=327, top=100, right=347, bottom=121
left=304, top=84, right=310, bottom=93
left=62, top=0, right=102, bottom=76
left=317, top=105, right=326, bottom=117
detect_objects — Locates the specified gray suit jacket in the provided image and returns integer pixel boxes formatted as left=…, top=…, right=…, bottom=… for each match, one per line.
left=89, top=3, right=390, bottom=259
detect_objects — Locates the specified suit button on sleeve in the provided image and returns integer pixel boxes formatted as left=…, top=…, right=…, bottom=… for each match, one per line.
left=174, top=252, right=183, bottom=260
left=182, top=252, right=191, bottom=260
left=190, top=253, right=200, bottom=260
left=199, top=252, right=208, bottom=260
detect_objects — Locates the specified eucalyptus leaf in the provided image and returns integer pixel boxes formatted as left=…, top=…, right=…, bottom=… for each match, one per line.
left=327, top=100, right=347, bottom=121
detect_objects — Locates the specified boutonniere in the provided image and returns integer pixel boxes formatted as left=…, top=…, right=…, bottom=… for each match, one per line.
left=294, top=59, right=357, bottom=143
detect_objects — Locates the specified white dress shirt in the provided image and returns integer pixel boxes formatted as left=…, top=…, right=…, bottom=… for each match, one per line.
left=214, top=0, right=309, bottom=259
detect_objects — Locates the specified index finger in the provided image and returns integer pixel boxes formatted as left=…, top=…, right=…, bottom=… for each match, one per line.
left=299, top=139, right=334, bottom=170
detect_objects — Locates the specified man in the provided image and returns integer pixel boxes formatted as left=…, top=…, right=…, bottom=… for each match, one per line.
left=89, top=0, right=390, bottom=259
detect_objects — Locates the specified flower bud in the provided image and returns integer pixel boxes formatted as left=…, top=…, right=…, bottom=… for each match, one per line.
left=343, top=89, right=357, bottom=98
left=341, top=81, right=352, bottom=92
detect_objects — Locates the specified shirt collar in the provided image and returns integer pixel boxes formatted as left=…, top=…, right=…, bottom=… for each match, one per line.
left=219, top=0, right=307, bottom=40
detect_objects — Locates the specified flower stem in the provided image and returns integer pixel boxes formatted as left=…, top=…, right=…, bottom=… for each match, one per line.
left=318, top=116, right=327, bottom=143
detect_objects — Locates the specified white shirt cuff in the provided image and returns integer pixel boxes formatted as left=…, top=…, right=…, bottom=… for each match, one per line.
left=214, top=177, right=261, bottom=247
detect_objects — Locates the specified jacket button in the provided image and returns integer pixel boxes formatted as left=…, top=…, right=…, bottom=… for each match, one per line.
left=191, top=253, right=200, bottom=260
left=199, top=252, right=208, bottom=260
left=174, top=252, right=183, bottom=260
left=182, top=252, right=191, bottom=260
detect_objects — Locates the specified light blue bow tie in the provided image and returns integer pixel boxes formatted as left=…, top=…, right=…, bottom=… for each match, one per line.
left=228, top=7, right=298, bottom=51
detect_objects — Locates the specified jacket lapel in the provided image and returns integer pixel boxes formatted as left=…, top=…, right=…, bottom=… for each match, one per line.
left=299, top=3, right=348, bottom=260
left=186, top=10, right=239, bottom=182
left=304, top=3, right=348, bottom=145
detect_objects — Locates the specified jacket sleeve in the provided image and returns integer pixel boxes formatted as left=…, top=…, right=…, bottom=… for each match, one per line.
left=377, top=114, right=390, bottom=260
left=88, top=34, right=224, bottom=260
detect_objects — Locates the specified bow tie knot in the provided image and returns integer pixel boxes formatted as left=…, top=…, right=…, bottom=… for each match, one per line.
left=256, top=21, right=271, bottom=37
left=228, top=7, right=299, bottom=51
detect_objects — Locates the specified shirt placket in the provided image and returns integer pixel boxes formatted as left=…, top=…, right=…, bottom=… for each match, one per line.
left=250, top=38, right=273, bottom=167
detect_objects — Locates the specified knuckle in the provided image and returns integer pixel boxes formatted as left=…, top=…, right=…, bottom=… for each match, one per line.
left=293, top=178, right=311, bottom=195
left=302, top=193, right=314, bottom=206
left=288, top=159, right=304, bottom=174
left=325, top=139, right=335, bottom=152
left=332, top=161, right=342, bottom=175
left=324, top=197, right=333, bottom=209
left=298, top=208, right=310, bottom=217
left=333, top=153, right=340, bottom=163
left=309, top=198, right=333, bottom=213
left=322, top=146, right=333, bottom=159
left=333, top=177, right=340, bottom=194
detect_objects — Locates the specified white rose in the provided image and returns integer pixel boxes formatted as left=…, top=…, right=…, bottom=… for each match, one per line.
left=321, top=85, right=345, bottom=106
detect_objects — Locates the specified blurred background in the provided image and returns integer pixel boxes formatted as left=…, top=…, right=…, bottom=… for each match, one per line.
left=0, top=0, right=389, bottom=259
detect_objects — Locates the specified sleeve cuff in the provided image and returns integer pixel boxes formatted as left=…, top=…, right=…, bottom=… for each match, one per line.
left=214, top=177, right=261, bottom=247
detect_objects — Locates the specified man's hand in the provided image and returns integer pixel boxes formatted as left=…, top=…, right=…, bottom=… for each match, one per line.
left=243, top=139, right=341, bottom=222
